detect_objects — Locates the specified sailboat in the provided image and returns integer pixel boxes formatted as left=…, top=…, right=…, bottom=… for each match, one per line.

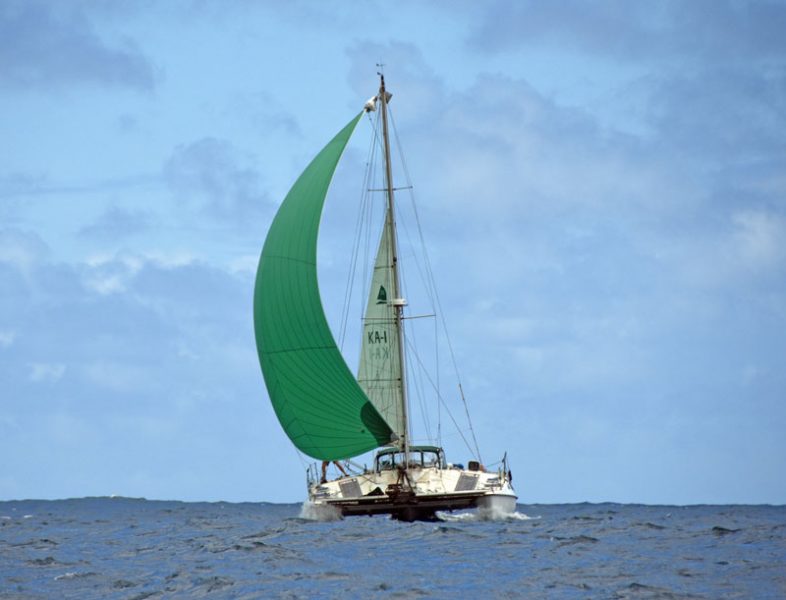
left=253, top=75, right=516, bottom=521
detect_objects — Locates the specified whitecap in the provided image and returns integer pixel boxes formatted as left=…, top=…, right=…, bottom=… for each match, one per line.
left=437, top=509, right=538, bottom=522
left=54, top=571, right=96, bottom=581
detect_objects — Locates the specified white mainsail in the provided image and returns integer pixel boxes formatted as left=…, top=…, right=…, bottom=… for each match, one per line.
left=357, top=212, right=406, bottom=440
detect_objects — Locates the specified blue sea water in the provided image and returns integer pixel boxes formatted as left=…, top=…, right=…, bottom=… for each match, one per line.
left=1, top=498, right=784, bottom=598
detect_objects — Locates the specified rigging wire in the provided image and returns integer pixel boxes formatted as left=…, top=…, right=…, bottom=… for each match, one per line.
left=293, top=447, right=312, bottom=484
left=382, top=111, right=438, bottom=445
left=388, top=108, right=483, bottom=463
left=398, top=264, right=434, bottom=444
left=385, top=111, right=444, bottom=447
left=338, top=113, right=379, bottom=350
left=336, top=102, right=483, bottom=463
left=380, top=107, right=436, bottom=445
left=390, top=222, right=434, bottom=445
left=404, top=335, right=477, bottom=458
left=435, top=314, right=441, bottom=447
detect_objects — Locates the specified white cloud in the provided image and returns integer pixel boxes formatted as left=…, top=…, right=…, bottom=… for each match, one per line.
left=83, top=361, right=152, bottom=393
left=83, top=272, right=126, bottom=295
left=0, top=228, right=49, bottom=271
left=228, top=254, right=259, bottom=276
left=732, top=209, right=786, bottom=270
left=81, top=253, right=145, bottom=295
left=29, top=362, right=66, bottom=383
left=141, top=251, right=196, bottom=269
left=0, top=330, right=15, bottom=348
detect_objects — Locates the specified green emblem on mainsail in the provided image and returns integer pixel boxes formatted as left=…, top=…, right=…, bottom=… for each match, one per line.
left=253, top=112, right=393, bottom=461
left=376, top=286, right=387, bottom=305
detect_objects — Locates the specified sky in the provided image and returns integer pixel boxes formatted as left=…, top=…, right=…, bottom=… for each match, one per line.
left=1, top=0, right=785, bottom=505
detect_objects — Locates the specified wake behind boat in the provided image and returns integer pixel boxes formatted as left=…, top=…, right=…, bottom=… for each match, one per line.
left=253, top=74, right=516, bottom=521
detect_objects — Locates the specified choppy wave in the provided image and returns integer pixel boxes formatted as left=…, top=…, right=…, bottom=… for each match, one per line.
left=1, top=499, right=783, bottom=598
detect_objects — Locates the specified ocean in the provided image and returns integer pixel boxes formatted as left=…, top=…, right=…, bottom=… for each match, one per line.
left=1, top=498, right=784, bottom=598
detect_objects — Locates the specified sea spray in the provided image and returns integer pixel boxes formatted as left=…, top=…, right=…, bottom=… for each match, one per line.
left=299, top=501, right=343, bottom=522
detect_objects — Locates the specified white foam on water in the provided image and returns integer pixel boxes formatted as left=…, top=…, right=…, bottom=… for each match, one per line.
left=54, top=572, right=95, bottom=581
left=437, top=508, right=538, bottom=522
left=299, top=501, right=343, bottom=522
left=479, top=505, right=537, bottom=521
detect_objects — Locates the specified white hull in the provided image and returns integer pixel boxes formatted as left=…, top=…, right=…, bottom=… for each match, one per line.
left=309, top=464, right=516, bottom=521
left=476, top=493, right=518, bottom=515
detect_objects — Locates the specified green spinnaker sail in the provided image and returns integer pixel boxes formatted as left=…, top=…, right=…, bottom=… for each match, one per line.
left=253, top=112, right=393, bottom=460
left=358, top=212, right=406, bottom=439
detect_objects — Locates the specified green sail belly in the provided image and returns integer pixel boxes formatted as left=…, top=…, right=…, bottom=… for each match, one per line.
left=253, top=112, right=393, bottom=460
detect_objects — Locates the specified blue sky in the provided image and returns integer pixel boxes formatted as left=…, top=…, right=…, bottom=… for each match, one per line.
left=2, top=0, right=784, bottom=505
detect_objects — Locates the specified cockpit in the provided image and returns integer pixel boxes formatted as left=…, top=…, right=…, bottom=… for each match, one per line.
left=374, top=446, right=447, bottom=472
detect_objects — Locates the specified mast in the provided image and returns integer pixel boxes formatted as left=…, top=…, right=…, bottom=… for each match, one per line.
left=378, top=73, right=411, bottom=464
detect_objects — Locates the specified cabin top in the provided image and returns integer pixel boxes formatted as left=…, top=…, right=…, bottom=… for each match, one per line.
left=374, top=446, right=447, bottom=471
